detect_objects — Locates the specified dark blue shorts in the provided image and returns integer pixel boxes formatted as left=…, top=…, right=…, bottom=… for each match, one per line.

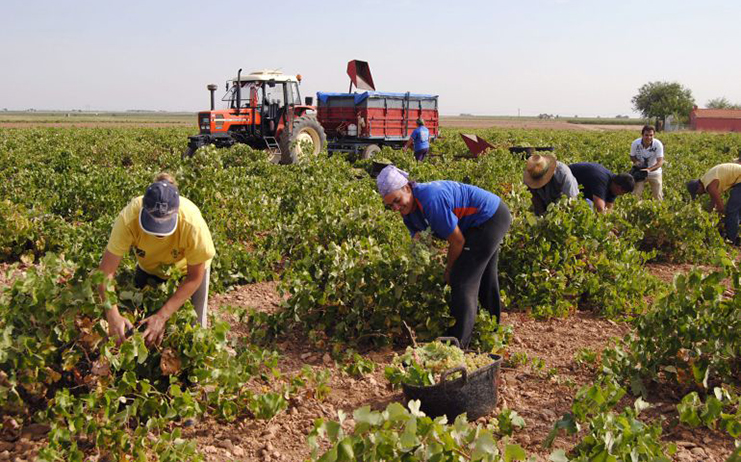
left=414, top=149, right=428, bottom=161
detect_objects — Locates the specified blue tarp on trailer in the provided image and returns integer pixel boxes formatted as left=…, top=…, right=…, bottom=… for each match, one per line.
left=317, top=91, right=438, bottom=104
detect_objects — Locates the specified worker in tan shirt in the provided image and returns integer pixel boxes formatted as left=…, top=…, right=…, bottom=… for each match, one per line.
left=687, top=163, right=741, bottom=245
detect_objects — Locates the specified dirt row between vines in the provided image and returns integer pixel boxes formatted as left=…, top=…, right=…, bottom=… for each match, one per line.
left=0, top=264, right=735, bottom=461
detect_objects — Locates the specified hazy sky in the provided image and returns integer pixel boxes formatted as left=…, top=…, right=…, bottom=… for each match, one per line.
left=3, top=0, right=740, bottom=117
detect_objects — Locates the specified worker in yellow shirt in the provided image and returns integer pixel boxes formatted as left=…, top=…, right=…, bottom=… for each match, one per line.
left=98, top=173, right=216, bottom=346
left=687, top=162, right=741, bottom=245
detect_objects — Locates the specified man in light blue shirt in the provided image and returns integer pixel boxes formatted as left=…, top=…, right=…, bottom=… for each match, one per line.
left=404, top=118, right=430, bottom=161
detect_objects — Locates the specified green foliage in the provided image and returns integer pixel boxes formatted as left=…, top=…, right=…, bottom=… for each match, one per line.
left=0, top=126, right=736, bottom=350
left=0, top=254, right=299, bottom=459
left=500, top=199, right=656, bottom=318
left=632, top=81, right=695, bottom=124
left=567, top=404, right=672, bottom=462
left=249, top=392, right=288, bottom=420
left=677, top=388, right=741, bottom=439
left=341, top=352, right=377, bottom=378
left=502, top=352, right=556, bottom=378
left=503, top=352, right=530, bottom=369
left=602, top=259, right=741, bottom=394
left=309, top=400, right=530, bottom=461
left=495, top=409, right=526, bottom=437
left=574, top=348, right=598, bottom=368
left=545, top=380, right=674, bottom=461
left=280, top=234, right=451, bottom=347
left=469, top=311, right=513, bottom=354
left=706, top=97, right=741, bottom=110
left=627, top=198, right=725, bottom=262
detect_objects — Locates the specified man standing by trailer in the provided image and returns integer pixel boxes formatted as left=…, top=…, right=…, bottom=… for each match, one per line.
left=630, top=125, right=664, bottom=200
left=404, top=118, right=430, bottom=161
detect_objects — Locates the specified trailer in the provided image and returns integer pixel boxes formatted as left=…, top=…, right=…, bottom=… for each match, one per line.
left=316, top=90, right=439, bottom=159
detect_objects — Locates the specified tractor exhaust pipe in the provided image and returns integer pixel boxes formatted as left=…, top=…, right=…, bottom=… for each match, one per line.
left=207, top=84, right=217, bottom=110
left=236, top=69, right=242, bottom=111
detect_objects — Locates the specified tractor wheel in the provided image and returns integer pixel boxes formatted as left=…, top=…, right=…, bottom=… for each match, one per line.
left=360, top=144, right=381, bottom=160
left=182, top=146, right=197, bottom=159
left=279, top=116, right=327, bottom=164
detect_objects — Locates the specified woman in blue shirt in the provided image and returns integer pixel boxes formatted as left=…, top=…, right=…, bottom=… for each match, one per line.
left=377, top=165, right=511, bottom=348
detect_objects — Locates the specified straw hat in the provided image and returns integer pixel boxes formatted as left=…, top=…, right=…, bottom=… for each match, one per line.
left=523, top=154, right=557, bottom=189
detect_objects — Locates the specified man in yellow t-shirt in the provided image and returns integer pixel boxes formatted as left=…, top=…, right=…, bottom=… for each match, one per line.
left=98, top=173, right=216, bottom=346
left=687, top=163, right=741, bottom=245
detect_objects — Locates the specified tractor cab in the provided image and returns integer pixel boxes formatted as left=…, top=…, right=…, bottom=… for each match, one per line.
left=222, top=71, right=304, bottom=134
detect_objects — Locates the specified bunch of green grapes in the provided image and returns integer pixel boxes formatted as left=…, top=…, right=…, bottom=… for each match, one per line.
left=385, top=340, right=493, bottom=387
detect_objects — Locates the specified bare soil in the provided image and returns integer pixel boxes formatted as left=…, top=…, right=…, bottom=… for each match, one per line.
left=1, top=265, right=736, bottom=461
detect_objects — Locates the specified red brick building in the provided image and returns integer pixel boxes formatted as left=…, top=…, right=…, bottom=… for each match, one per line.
left=690, top=107, right=741, bottom=132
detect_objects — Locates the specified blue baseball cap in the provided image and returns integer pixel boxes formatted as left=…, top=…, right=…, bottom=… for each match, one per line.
left=139, top=180, right=180, bottom=236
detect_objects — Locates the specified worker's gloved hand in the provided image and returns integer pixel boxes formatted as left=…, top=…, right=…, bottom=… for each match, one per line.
left=106, top=309, right=133, bottom=346
left=140, top=312, right=168, bottom=348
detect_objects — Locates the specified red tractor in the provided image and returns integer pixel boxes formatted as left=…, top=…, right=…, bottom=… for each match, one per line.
left=185, top=69, right=326, bottom=164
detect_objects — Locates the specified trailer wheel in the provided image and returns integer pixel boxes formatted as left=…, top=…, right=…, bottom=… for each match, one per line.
left=279, top=116, right=327, bottom=164
left=360, top=144, right=381, bottom=160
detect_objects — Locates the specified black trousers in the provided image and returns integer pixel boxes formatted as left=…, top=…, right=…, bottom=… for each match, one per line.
left=447, top=202, right=512, bottom=348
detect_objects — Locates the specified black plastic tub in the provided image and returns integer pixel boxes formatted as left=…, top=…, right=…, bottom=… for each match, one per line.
left=400, top=338, right=502, bottom=421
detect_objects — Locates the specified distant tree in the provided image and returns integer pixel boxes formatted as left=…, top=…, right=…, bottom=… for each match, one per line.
left=631, top=81, right=695, bottom=130
left=706, top=97, right=741, bottom=110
